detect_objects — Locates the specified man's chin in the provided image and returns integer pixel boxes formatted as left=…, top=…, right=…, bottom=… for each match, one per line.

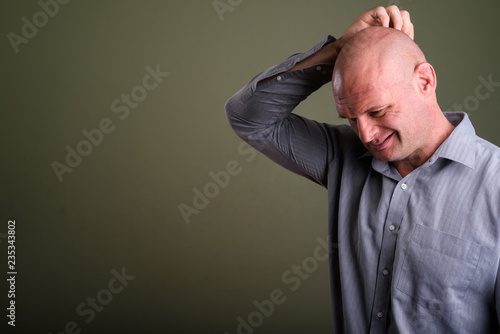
left=371, top=149, right=397, bottom=162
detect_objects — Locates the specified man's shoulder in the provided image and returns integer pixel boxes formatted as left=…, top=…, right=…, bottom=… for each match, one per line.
left=472, top=135, right=500, bottom=189
left=474, top=135, right=500, bottom=162
left=448, top=112, right=500, bottom=169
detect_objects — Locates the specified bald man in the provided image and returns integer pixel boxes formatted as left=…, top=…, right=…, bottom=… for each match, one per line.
left=225, top=6, right=500, bottom=333
left=333, top=27, right=455, bottom=177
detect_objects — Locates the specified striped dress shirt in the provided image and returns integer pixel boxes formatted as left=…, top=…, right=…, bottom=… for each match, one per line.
left=225, top=35, right=500, bottom=333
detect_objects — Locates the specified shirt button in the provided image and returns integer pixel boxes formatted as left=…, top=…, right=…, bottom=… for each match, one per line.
left=277, top=75, right=282, bottom=81
left=401, top=183, right=407, bottom=190
left=382, top=269, right=390, bottom=276
left=377, top=311, right=384, bottom=318
left=316, top=66, right=322, bottom=71
left=389, top=225, right=396, bottom=231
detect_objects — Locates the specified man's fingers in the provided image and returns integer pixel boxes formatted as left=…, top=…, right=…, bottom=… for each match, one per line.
left=372, top=6, right=414, bottom=39
left=400, top=10, right=414, bottom=40
left=340, top=5, right=415, bottom=49
left=386, top=5, right=403, bottom=30
left=371, top=6, right=390, bottom=27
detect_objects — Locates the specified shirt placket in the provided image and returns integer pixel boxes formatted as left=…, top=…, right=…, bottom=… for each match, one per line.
left=368, top=178, right=412, bottom=333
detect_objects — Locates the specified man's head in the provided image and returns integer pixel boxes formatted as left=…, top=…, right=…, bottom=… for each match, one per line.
left=333, top=27, right=449, bottom=169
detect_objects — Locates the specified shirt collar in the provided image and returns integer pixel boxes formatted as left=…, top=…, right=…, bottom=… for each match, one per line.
left=359, top=112, right=477, bottom=173
left=430, top=112, right=476, bottom=169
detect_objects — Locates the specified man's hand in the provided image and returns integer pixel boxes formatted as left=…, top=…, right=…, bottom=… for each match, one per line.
left=336, top=5, right=414, bottom=52
left=258, top=6, right=414, bottom=86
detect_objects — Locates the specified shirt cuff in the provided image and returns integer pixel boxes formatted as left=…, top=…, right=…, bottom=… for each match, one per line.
left=240, top=35, right=337, bottom=100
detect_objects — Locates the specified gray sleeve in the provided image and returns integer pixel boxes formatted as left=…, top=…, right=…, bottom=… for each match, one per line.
left=224, top=36, right=338, bottom=187
left=496, top=262, right=500, bottom=328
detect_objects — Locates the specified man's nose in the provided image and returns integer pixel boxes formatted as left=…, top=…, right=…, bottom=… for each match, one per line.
left=356, top=117, right=378, bottom=144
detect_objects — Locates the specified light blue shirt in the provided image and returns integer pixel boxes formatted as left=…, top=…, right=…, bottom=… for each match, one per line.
left=225, top=35, right=500, bottom=333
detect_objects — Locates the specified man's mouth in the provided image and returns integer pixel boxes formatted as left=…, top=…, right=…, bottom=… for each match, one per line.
left=369, top=133, right=394, bottom=151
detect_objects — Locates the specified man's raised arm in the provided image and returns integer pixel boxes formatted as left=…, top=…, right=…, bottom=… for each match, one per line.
left=224, top=6, right=413, bottom=186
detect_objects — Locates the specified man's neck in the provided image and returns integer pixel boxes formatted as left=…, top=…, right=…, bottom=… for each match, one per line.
left=393, top=110, right=456, bottom=178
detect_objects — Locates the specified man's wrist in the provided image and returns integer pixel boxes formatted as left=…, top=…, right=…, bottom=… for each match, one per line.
left=322, top=39, right=343, bottom=64
left=332, top=37, right=345, bottom=59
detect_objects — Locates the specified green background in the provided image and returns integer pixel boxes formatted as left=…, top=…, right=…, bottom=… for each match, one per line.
left=1, top=0, right=499, bottom=333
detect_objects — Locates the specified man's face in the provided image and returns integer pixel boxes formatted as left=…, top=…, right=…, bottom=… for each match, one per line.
left=334, top=67, right=428, bottom=163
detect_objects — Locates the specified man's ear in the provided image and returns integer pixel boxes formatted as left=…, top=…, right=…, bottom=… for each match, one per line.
left=414, top=62, right=436, bottom=94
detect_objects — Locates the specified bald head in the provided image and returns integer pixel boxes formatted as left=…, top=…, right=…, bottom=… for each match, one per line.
left=330, top=26, right=452, bottom=174
left=333, top=26, right=426, bottom=99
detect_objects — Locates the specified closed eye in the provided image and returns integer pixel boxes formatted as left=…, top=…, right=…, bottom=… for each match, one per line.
left=370, top=108, right=388, bottom=118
